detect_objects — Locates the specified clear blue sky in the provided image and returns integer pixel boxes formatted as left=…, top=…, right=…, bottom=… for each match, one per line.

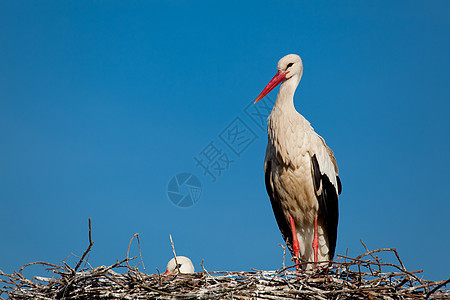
left=1, top=1, right=449, bottom=284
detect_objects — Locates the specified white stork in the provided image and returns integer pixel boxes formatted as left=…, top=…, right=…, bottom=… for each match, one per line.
left=163, top=256, right=195, bottom=274
left=254, top=54, right=341, bottom=270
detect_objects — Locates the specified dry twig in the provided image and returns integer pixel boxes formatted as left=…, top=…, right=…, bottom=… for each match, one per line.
left=169, top=234, right=180, bottom=274
left=1, top=224, right=448, bottom=300
left=74, top=218, right=94, bottom=272
left=126, top=233, right=146, bottom=271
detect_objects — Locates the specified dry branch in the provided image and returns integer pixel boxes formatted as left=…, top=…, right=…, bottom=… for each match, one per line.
left=1, top=246, right=448, bottom=299
left=1, top=222, right=448, bottom=299
left=74, top=218, right=93, bottom=273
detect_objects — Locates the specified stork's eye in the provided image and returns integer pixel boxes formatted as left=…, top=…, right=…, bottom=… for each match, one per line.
left=177, top=264, right=182, bottom=268
left=286, top=63, right=294, bottom=70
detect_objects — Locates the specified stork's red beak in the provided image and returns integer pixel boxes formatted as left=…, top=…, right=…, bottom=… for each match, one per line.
left=254, top=70, right=287, bottom=103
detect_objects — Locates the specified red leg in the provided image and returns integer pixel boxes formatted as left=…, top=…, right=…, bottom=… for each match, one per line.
left=289, top=215, right=300, bottom=270
left=312, top=214, right=319, bottom=263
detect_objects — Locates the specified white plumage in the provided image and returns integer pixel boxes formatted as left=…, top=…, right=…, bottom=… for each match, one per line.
left=164, top=256, right=195, bottom=274
left=255, top=54, right=341, bottom=270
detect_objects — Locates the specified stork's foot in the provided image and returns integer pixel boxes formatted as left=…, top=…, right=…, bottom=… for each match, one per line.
left=289, top=215, right=301, bottom=271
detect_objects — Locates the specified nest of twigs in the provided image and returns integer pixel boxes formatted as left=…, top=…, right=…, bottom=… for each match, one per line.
left=1, top=220, right=449, bottom=299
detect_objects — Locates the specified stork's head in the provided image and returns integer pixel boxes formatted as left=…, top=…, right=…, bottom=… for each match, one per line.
left=163, top=256, right=195, bottom=275
left=254, top=54, right=303, bottom=103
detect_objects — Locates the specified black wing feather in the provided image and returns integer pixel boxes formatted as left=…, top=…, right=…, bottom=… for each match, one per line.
left=311, top=154, right=340, bottom=260
left=337, top=176, right=342, bottom=195
left=265, top=160, right=294, bottom=257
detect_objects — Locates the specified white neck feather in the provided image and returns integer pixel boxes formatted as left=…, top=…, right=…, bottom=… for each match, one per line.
left=267, top=73, right=311, bottom=167
left=273, top=74, right=301, bottom=113
left=270, top=73, right=301, bottom=119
